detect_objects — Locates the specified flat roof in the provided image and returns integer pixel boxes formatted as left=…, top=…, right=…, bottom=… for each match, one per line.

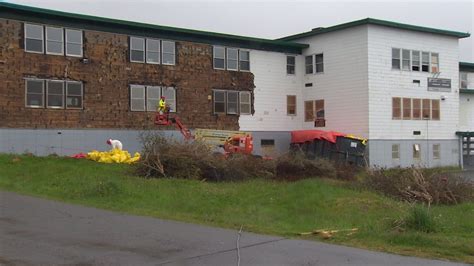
left=0, top=2, right=308, bottom=54
left=278, top=18, right=471, bottom=41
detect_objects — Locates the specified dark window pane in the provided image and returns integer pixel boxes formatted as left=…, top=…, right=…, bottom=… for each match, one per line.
left=48, top=82, right=63, bottom=94
left=27, top=80, right=44, bottom=93
left=227, top=59, right=238, bottom=70
left=214, top=102, right=225, bottom=113
left=67, top=96, right=82, bottom=108
left=67, top=83, right=82, bottom=95
left=239, top=51, right=249, bottom=61
left=48, top=94, right=63, bottom=107
left=214, top=91, right=225, bottom=102
left=287, top=56, right=295, bottom=65
left=26, top=39, right=43, bottom=53
left=66, top=43, right=82, bottom=56
left=305, top=65, right=313, bottom=74
left=392, top=59, right=400, bottom=69
left=47, top=41, right=63, bottom=54
left=240, top=61, right=250, bottom=71
left=287, top=65, right=295, bottom=74
left=131, top=50, right=144, bottom=62
left=315, top=54, right=323, bottom=63
left=27, top=94, right=43, bottom=107
left=214, top=58, right=225, bottom=69
left=316, top=64, right=324, bottom=73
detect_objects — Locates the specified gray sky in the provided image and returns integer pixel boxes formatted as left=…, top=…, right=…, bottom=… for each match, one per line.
left=8, top=0, right=474, bottom=61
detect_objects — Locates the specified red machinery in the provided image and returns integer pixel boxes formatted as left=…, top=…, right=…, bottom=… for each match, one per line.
left=154, top=111, right=253, bottom=156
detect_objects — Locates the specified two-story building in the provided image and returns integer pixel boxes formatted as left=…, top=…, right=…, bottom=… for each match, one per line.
left=1, top=3, right=472, bottom=168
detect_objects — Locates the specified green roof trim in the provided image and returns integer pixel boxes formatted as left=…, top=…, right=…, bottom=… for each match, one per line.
left=0, top=2, right=308, bottom=54
left=460, top=62, right=474, bottom=72
left=460, top=89, right=474, bottom=94
left=456, top=131, right=474, bottom=137
left=278, top=18, right=470, bottom=41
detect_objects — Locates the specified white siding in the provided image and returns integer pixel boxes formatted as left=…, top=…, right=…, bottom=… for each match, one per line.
left=296, top=25, right=370, bottom=138
left=459, top=93, right=474, bottom=131
left=239, top=50, right=304, bottom=131
left=367, top=24, right=460, bottom=140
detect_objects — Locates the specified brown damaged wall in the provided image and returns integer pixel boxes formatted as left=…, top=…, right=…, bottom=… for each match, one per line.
left=0, top=19, right=255, bottom=130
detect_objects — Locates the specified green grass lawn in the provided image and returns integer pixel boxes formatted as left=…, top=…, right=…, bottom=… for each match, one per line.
left=1, top=154, right=473, bottom=263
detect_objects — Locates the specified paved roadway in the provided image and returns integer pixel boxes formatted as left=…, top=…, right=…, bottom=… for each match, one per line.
left=0, top=191, right=468, bottom=266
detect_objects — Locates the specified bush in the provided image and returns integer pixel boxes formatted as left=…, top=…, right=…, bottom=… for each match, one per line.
left=135, top=134, right=340, bottom=182
left=393, top=205, right=437, bottom=233
left=363, top=167, right=474, bottom=205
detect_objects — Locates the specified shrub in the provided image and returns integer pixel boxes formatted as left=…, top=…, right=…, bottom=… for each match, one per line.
left=275, top=151, right=336, bottom=181
left=393, top=205, right=437, bottom=233
left=364, top=167, right=474, bottom=205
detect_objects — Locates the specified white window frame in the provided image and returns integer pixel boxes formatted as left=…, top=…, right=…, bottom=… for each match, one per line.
left=239, top=91, right=251, bottom=115
left=65, top=29, right=83, bottom=57
left=45, top=26, right=64, bottom=55
left=238, top=50, right=250, bottom=72
left=392, top=144, right=400, bottom=160
left=421, top=51, right=430, bottom=72
left=226, top=91, right=239, bottom=114
left=411, top=50, right=420, bottom=71
left=161, top=40, right=176, bottom=65
left=305, top=55, right=314, bottom=74
left=213, top=46, right=226, bottom=70
left=46, top=80, right=65, bottom=109
left=161, top=87, right=177, bottom=113
left=226, top=48, right=239, bottom=71
left=24, top=23, right=44, bottom=54
left=315, top=53, right=324, bottom=73
left=286, top=55, right=296, bottom=75
left=402, top=49, right=411, bottom=71
left=25, top=79, right=45, bottom=108
left=66, top=81, right=83, bottom=109
left=213, top=90, right=226, bottom=114
left=146, top=39, right=161, bottom=64
left=130, top=37, right=145, bottom=63
left=433, top=144, right=441, bottom=160
left=130, top=85, right=146, bottom=111
left=460, top=72, right=468, bottom=89
left=392, top=48, right=401, bottom=70
left=145, top=86, right=161, bottom=111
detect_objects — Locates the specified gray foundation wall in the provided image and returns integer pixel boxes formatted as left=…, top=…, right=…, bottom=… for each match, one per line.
left=367, top=139, right=460, bottom=168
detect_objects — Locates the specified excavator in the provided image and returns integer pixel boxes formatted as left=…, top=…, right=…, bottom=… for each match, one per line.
left=154, top=108, right=253, bottom=156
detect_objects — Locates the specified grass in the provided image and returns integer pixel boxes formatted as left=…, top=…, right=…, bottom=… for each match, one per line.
left=0, top=154, right=473, bottom=263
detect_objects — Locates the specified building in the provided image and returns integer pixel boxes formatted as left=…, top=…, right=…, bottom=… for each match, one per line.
left=0, top=2, right=472, bottom=168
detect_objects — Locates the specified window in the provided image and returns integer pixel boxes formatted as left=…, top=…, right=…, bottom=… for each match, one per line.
left=239, top=50, right=250, bottom=71
left=422, top=99, right=431, bottom=119
left=433, top=144, right=440, bottom=159
left=239, top=91, right=251, bottom=115
left=227, top=48, right=238, bottom=71
left=162, top=41, right=175, bottom=65
left=24, top=24, right=44, bottom=53
left=130, top=37, right=145, bottom=63
left=261, top=139, right=276, bottom=157
left=65, top=29, right=82, bottom=57
left=213, top=46, right=225, bottom=70
left=25, top=79, right=44, bottom=107
left=46, top=26, right=63, bottom=55
left=162, top=87, right=176, bottom=112
left=392, top=144, right=400, bottom=159
left=402, top=49, right=410, bottom=70
left=213, top=90, right=226, bottom=113
left=403, top=98, right=411, bottom=120
left=315, top=99, right=325, bottom=127
left=227, top=91, right=239, bottom=114
left=413, top=144, right=421, bottom=159
left=146, top=86, right=161, bottom=111
left=287, top=55, right=295, bottom=74
left=66, top=81, right=83, bottom=109
left=431, top=53, right=439, bottom=73
left=304, top=101, right=314, bottom=122
left=431, top=99, right=440, bottom=120
left=305, top=55, right=313, bottom=74
left=392, top=48, right=400, bottom=69
left=422, top=52, right=430, bottom=72
left=460, top=72, right=468, bottom=89
left=392, top=97, right=401, bottom=119
left=412, top=98, right=421, bottom=119
left=287, top=95, right=296, bottom=115
left=411, top=50, right=420, bottom=71
left=315, top=53, right=324, bottom=73
left=46, top=80, right=64, bottom=108
left=130, top=85, right=145, bottom=111
left=146, top=39, right=160, bottom=64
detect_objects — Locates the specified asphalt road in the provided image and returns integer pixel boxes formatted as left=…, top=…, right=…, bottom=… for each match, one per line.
left=0, top=191, right=467, bottom=266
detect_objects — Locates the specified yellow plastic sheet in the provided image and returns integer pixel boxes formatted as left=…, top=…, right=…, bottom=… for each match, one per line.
left=87, top=149, right=140, bottom=164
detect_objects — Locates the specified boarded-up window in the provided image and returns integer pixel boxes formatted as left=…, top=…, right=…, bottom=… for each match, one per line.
left=392, top=144, right=400, bottom=159
left=403, top=98, right=411, bottom=120
left=261, top=139, right=276, bottom=157
left=412, top=99, right=421, bottom=119
left=392, top=97, right=401, bottom=119
left=315, top=99, right=325, bottom=127
left=287, top=95, right=296, bottom=115
left=304, top=101, right=314, bottom=122
left=413, top=144, right=421, bottom=159
left=431, top=99, right=440, bottom=120
left=433, top=144, right=440, bottom=159
left=422, top=99, right=431, bottom=119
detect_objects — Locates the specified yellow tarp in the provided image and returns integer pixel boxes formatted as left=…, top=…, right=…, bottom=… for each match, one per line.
left=87, top=149, right=140, bottom=164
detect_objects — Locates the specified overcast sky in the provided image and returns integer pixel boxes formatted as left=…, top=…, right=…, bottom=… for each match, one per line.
left=7, top=0, right=474, bottom=61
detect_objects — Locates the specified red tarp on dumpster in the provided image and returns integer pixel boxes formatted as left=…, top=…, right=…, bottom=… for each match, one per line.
left=291, top=130, right=346, bottom=144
